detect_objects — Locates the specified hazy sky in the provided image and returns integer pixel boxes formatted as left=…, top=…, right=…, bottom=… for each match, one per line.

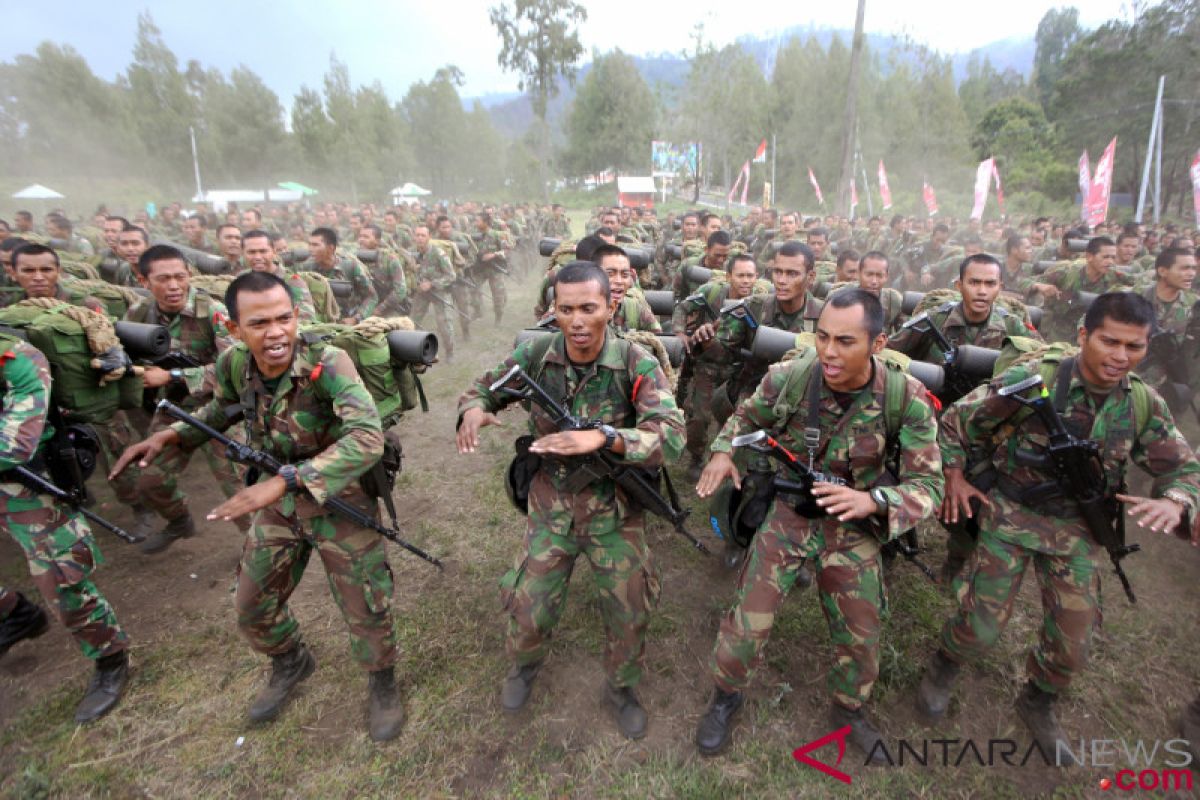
left=6, top=1, right=1132, bottom=101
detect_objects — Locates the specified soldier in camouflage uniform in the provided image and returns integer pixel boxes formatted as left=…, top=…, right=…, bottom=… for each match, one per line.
left=111, top=271, right=405, bottom=741
left=1135, top=248, right=1198, bottom=430
left=1033, top=236, right=1135, bottom=342
left=456, top=261, right=684, bottom=741
left=594, top=245, right=660, bottom=334
left=676, top=230, right=734, bottom=302
left=124, top=244, right=241, bottom=553
left=544, top=204, right=571, bottom=239
left=0, top=334, right=130, bottom=723
left=436, top=215, right=480, bottom=323
left=1001, top=234, right=1038, bottom=302
left=827, top=251, right=905, bottom=334
left=243, top=231, right=320, bottom=324
left=917, top=292, right=1200, bottom=763
left=357, top=224, right=409, bottom=318
left=473, top=212, right=509, bottom=324
left=297, top=227, right=378, bottom=323
left=694, top=289, right=944, bottom=759
left=409, top=224, right=457, bottom=360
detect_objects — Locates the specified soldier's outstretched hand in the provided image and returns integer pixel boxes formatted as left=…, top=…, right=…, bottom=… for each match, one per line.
left=940, top=467, right=992, bottom=524
left=1116, top=493, right=1187, bottom=538
left=457, top=406, right=503, bottom=453
left=209, top=477, right=286, bottom=522
left=697, top=452, right=739, bottom=497
left=109, top=429, right=179, bottom=478
left=529, top=430, right=605, bottom=456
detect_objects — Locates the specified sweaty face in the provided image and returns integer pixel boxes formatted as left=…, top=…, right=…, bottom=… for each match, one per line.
left=228, top=285, right=298, bottom=378
left=219, top=228, right=243, bottom=259
left=142, top=258, right=190, bottom=313
left=1077, top=318, right=1149, bottom=390
left=815, top=303, right=883, bottom=392
left=14, top=252, right=61, bottom=298
left=599, top=255, right=632, bottom=305
left=243, top=236, right=275, bottom=272
left=780, top=216, right=798, bottom=238
left=308, top=235, right=333, bottom=262
left=727, top=261, right=757, bottom=299
left=357, top=230, right=379, bottom=250
left=836, top=258, right=860, bottom=283
left=807, top=235, right=828, bottom=260
left=1013, top=237, right=1033, bottom=263
left=554, top=279, right=610, bottom=363
left=772, top=253, right=809, bottom=306
left=858, top=258, right=888, bottom=293
left=437, top=221, right=453, bottom=239
left=956, top=261, right=1002, bottom=322
left=413, top=227, right=430, bottom=251
left=1117, top=237, right=1140, bottom=264
left=184, top=219, right=203, bottom=241
left=1159, top=254, right=1197, bottom=293
left=103, top=220, right=123, bottom=248
left=118, top=232, right=147, bottom=266
left=1087, top=245, right=1117, bottom=274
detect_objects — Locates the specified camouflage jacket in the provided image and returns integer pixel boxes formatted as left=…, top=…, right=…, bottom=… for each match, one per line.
left=457, top=331, right=685, bottom=494
left=473, top=228, right=508, bottom=275
left=172, top=339, right=384, bottom=515
left=413, top=245, right=456, bottom=294
left=544, top=216, right=571, bottom=238
left=297, top=255, right=378, bottom=320
left=940, top=358, right=1200, bottom=547
left=0, top=337, right=53, bottom=471
left=1038, top=262, right=1135, bottom=340
left=887, top=301, right=1038, bottom=363
left=612, top=296, right=661, bottom=334
left=673, top=281, right=740, bottom=373
left=1001, top=261, right=1037, bottom=299
left=828, top=283, right=905, bottom=333
left=718, top=291, right=824, bottom=400
left=1140, top=285, right=1198, bottom=388
left=711, top=354, right=944, bottom=547
left=125, top=287, right=233, bottom=399
left=370, top=248, right=410, bottom=318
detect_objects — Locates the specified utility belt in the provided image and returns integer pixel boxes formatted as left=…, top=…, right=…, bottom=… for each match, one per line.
left=504, top=435, right=662, bottom=512
left=996, top=473, right=1076, bottom=514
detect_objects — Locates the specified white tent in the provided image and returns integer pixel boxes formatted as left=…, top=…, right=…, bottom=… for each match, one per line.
left=11, top=183, right=65, bottom=199
left=389, top=183, right=431, bottom=205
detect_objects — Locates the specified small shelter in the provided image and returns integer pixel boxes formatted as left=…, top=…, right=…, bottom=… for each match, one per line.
left=616, top=177, right=656, bottom=209
left=390, top=183, right=431, bottom=205
left=11, top=183, right=65, bottom=200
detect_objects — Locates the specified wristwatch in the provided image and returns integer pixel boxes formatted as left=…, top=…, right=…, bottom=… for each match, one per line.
left=169, top=368, right=184, bottom=385
left=597, top=424, right=618, bottom=452
left=870, top=488, right=890, bottom=516
left=1163, top=489, right=1190, bottom=510
left=278, top=464, right=300, bottom=494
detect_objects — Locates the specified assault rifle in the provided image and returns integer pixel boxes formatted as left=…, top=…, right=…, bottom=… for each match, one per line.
left=896, top=312, right=999, bottom=405
left=157, top=399, right=444, bottom=570
left=10, top=466, right=142, bottom=544
left=488, top=363, right=710, bottom=555
left=998, top=374, right=1138, bottom=603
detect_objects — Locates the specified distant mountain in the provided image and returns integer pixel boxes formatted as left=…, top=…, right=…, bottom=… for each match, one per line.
left=467, top=28, right=1036, bottom=139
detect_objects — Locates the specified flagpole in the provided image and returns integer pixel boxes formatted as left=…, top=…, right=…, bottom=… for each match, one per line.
left=189, top=125, right=204, bottom=200
left=1135, top=75, right=1165, bottom=224
left=1154, top=90, right=1164, bottom=224
left=771, top=133, right=777, bottom=207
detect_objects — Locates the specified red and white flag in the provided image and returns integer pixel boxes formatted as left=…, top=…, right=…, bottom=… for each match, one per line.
left=850, top=178, right=859, bottom=216
left=1077, top=151, right=1091, bottom=221
left=991, top=161, right=1005, bottom=215
left=808, top=167, right=824, bottom=205
left=971, top=158, right=994, bottom=220
left=878, top=160, right=893, bottom=210
left=753, top=139, right=768, bottom=164
left=1086, top=137, right=1117, bottom=227
left=1190, top=149, right=1200, bottom=227
left=922, top=181, right=938, bottom=216
left=728, top=160, right=751, bottom=205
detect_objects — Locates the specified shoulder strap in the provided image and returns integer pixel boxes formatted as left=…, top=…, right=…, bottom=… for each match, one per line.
left=883, top=362, right=906, bottom=440
left=1129, top=377, right=1151, bottom=435
left=1052, top=356, right=1074, bottom=414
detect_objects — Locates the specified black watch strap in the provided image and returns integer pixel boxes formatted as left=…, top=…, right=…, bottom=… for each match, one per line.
left=278, top=465, right=300, bottom=493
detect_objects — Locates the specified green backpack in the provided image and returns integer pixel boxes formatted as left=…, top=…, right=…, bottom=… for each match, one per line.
left=60, top=278, right=145, bottom=319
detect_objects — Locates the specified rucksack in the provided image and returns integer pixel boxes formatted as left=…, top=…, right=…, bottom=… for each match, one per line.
left=913, top=289, right=1033, bottom=327
left=297, top=272, right=341, bottom=323
left=59, top=278, right=146, bottom=319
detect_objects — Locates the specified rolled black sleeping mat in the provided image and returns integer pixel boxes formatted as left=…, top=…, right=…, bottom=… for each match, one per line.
left=113, top=321, right=171, bottom=359
left=386, top=329, right=438, bottom=366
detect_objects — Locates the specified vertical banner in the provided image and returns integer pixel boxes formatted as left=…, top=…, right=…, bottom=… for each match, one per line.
left=808, top=167, right=824, bottom=205
left=922, top=181, right=938, bottom=216
left=850, top=178, right=859, bottom=217
left=727, top=160, right=750, bottom=204
left=878, top=160, right=893, bottom=210
left=1087, top=137, right=1117, bottom=227
left=991, top=162, right=1005, bottom=216
left=1190, top=149, right=1200, bottom=227
left=971, top=158, right=994, bottom=220
left=1077, top=151, right=1091, bottom=221
left=753, top=139, right=768, bottom=163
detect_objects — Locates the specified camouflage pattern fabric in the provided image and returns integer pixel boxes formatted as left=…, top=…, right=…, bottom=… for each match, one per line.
left=370, top=248, right=410, bottom=319
left=611, top=296, right=660, bottom=334
left=887, top=301, right=1040, bottom=363
left=716, top=292, right=824, bottom=402
left=1037, top=262, right=1135, bottom=342
left=410, top=245, right=457, bottom=355
left=709, top=354, right=943, bottom=708
left=457, top=331, right=684, bottom=687
left=474, top=228, right=509, bottom=321
left=297, top=255, right=378, bottom=320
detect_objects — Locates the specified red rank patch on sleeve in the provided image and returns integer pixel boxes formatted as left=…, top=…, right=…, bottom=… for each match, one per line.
left=925, top=389, right=943, bottom=412
left=309, top=364, right=323, bottom=382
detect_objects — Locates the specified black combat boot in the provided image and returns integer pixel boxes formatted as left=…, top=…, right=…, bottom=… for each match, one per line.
left=695, top=687, right=744, bottom=756
left=939, top=555, right=967, bottom=590
left=830, top=703, right=889, bottom=766
left=248, top=644, right=316, bottom=723
left=721, top=539, right=747, bottom=571
left=0, top=593, right=50, bottom=659
left=1179, top=695, right=1200, bottom=767
left=686, top=455, right=704, bottom=484
left=1015, top=681, right=1077, bottom=766
left=916, top=650, right=961, bottom=720
left=75, top=650, right=130, bottom=723
left=367, top=667, right=405, bottom=742
left=128, top=504, right=158, bottom=540
left=603, top=682, right=648, bottom=740
left=139, top=514, right=196, bottom=554
left=500, top=661, right=542, bottom=712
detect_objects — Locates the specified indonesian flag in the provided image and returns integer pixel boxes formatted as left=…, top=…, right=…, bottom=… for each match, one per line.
left=1078, top=151, right=1091, bottom=221
left=992, top=161, right=1005, bottom=215
left=1086, top=137, right=1117, bottom=227
left=971, top=157, right=994, bottom=220
left=878, top=160, right=893, bottom=210
left=1190, top=149, right=1200, bottom=227
left=850, top=177, right=859, bottom=216
left=809, top=167, right=824, bottom=205
left=753, top=139, right=767, bottom=164
left=728, top=160, right=751, bottom=204
left=922, top=181, right=938, bottom=216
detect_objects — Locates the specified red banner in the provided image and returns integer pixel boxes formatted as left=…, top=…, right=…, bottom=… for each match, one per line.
left=922, top=181, right=938, bottom=216
left=878, top=160, right=892, bottom=210
left=971, top=158, right=993, bottom=220
left=850, top=178, right=859, bottom=216
left=1086, top=137, right=1117, bottom=227
left=1190, top=149, right=1200, bottom=227
left=991, top=162, right=1005, bottom=215
left=728, top=160, right=751, bottom=205
left=753, top=139, right=767, bottom=164
left=1077, top=151, right=1091, bottom=221
left=808, top=167, right=824, bottom=205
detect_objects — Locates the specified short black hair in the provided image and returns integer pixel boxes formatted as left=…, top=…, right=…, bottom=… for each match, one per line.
left=120, top=224, right=148, bottom=244
left=553, top=260, right=610, bottom=300
left=825, top=287, right=885, bottom=339
left=836, top=248, right=860, bottom=268
left=860, top=250, right=889, bottom=270
left=1086, top=235, right=1115, bottom=255
left=776, top=240, right=814, bottom=269
left=107, top=215, right=130, bottom=227
left=216, top=223, right=241, bottom=238
left=0, top=237, right=29, bottom=254
left=224, top=270, right=293, bottom=322
left=958, top=253, right=1002, bottom=282
left=243, top=229, right=271, bottom=245
left=591, top=243, right=628, bottom=265
left=12, top=242, right=59, bottom=270
left=728, top=253, right=756, bottom=273
left=137, top=244, right=187, bottom=277
left=1155, top=248, right=1192, bottom=274
left=1005, top=234, right=1029, bottom=255
left=707, top=230, right=732, bottom=248
left=1083, top=291, right=1154, bottom=334
left=435, top=215, right=450, bottom=226
left=807, top=226, right=829, bottom=240
left=184, top=214, right=207, bottom=228
left=361, top=224, right=382, bottom=239
left=575, top=235, right=607, bottom=262
left=310, top=227, right=338, bottom=248
left=933, top=223, right=950, bottom=236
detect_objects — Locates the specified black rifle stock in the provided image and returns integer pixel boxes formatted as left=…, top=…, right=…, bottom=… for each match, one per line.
left=11, top=466, right=142, bottom=544
left=157, top=400, right=443, bottom=570
left=488, top=364, right=710, bottom=555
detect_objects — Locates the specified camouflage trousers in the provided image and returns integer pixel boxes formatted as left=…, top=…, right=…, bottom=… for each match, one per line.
left=410, top=291, right=455, bottom=356
left=940, top=522, right=1100, bottom=694
left=0, top=479, right=128, bottom=660
left=451, top=282, right=475, bottom=336
left=684, top=366, right=727, bottom=460
left=138, top=416, right=243, bottom=522
left=235, top=502, right=397, bottom=671
left=499, top=473, right=662, bottom=688
left=479, top=264, right=507, bottom=320
left=712, top=502, right=886, bottom=710
left=92, top=413, right=140, bottom=507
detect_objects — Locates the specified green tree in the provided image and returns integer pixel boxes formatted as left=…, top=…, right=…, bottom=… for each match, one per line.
left=1033, top=7, right=1082, bottom=108
left=403, top=66, right=469, bottom=195
left=958, top=54, right=1028, bottom=126
left=563, top=50, right=658, bottom=176
left=125, top=11, right=197, bottom=189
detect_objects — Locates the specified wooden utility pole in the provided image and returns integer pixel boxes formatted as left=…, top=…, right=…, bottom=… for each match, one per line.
left=836, top=0, right=867, bottom=212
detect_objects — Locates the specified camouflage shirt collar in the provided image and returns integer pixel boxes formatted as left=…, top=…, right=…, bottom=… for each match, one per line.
left=543, top=330, right=625, bottom=371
